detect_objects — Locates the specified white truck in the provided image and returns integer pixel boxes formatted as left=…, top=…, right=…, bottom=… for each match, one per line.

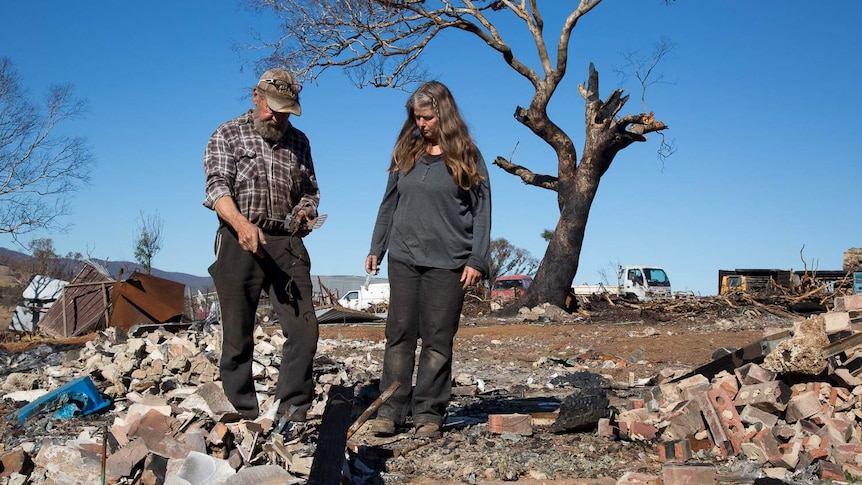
left=572, top=265, right=672, bottom=301
left=337, top=283, right=391, bottom=310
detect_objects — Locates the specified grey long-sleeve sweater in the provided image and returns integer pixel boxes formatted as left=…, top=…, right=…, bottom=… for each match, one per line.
left=368, top=153, right=491, bottom=277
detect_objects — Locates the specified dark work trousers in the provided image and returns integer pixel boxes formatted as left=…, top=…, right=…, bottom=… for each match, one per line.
left=209, top=225, right=319, bottom=420
left=377, top=258, right=466, bottom=428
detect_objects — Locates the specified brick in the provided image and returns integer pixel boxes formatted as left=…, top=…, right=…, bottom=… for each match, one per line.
left=662, top=400, right=704, bottom=441
left=658, top=382, right=683, bottom=403
left=739, top=442, right=769, bottom=464
left=696, top=394, right=738, bottom=457
left=488, top=414, right=532, bottom=436
left=734, top=381, right=791, bottom=413
left=833, top=443, right=862, bottom=465
left=819, top=460, right=845, bottom=481
left=711, top=371, right=739, bottom=398
left=806, top=433, right=830, bottom=461
left=734, top=363, right=777, bottom=385
left=105, top=438, right=149, bottom=482
left=596, top=418, right=618, bottom=438
left=771, top=441, right=801, bottom=470
left=686, top=434, right=714, bottom=453
left=761, top=467, right=788, bottom=480
left=784, top=391, right=822, bottom=423
left=750, top=428, right=782, bottom=463
left=208, top=422, right=231, bottom=446
left=130, top=409, right=179, bottom=436
left=824, top=312, right=852, bottom=334
left=0, top=448, right=32, bottom=478
left=706, top=387, right=745, bottom=440
left=739, top=404, right=778, bottom=428
left=658, top=439, right=692, bottom=463
left=677, top=375, right=711, bottom=401
left=627, top=422, right=659, bottom=441
left=661, top=463, right=717, bottom=485
left=819, top=415, right=852, bottom=444
left=834, top=294, right=862, bottom=312
left=131, top=422, right=194, bottom=459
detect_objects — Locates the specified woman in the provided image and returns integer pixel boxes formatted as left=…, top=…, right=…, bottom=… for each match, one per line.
left=365, top=81, right=491, bottom=438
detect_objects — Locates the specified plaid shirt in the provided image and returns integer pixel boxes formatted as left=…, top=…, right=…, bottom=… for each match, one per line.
left=203, top=111, right=320, bottom=233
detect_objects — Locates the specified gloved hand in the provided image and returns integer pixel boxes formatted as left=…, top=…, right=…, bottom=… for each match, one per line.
left=286, top=201, right=319, bottom=237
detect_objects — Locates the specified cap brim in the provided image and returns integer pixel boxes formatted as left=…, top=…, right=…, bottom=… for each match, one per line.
left=266, top=95, right=301, bottom=116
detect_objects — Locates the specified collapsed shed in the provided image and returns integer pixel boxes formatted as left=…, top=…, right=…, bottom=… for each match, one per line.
left=35, top=260, right=186, bottom=338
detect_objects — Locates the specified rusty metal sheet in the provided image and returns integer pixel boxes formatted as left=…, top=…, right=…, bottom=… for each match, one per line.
left=109, top=272, right=185, bottom=331
left=315, top=306, right=385, bottom=324
left=39, top=260, right=113, bottom=338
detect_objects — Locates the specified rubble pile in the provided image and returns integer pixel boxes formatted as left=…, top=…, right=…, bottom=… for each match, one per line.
left=0, top=293, right=860, bottom=484
left=0, top=322, right=385, bottom=484
left=597, top=293, right=862, bottom=484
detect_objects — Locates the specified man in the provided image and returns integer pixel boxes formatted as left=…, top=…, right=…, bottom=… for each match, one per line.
left=203, top=68, right=320, bottom=429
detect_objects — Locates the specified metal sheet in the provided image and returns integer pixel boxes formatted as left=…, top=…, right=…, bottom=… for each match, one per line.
left=38, top=260, right=113, bottom=338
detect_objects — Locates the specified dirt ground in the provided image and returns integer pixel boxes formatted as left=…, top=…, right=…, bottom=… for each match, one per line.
left=311, top=298, right=794, bottom=483
left=0, top=292, right=801, bottom=483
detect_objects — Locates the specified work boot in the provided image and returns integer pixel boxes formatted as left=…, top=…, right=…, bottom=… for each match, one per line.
left=414, top=423, right=441, bottom=439
left=369, top=417, right=396, bottom=436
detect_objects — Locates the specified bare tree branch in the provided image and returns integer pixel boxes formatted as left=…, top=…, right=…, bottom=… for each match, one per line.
left=0, top=57, right=93, bottom=238
left=493, top=155, right=558, bottom=190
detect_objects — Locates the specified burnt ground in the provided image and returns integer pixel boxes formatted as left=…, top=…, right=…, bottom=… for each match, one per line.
left=0, top=294, right=803, bottom=484
left=317, top=296, right=795, bottom=483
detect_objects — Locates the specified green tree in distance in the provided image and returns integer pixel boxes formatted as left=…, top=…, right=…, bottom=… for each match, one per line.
left=488, top=238, right=539, bottom=285
left=134, top=211, right=164, bottom=275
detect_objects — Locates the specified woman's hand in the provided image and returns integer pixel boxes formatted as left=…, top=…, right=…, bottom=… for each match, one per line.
left=460, top=266, right=482, bottom=290
left=365, top=255, right=379, bottom=275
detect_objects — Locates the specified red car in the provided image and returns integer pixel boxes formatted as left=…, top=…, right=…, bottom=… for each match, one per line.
left=490, top=274, right=533, bottom=299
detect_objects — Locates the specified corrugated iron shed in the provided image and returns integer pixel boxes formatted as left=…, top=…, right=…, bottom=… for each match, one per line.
left=39, top=260, right=113, bottom=338
left=109, top=272, right=185, bottom=330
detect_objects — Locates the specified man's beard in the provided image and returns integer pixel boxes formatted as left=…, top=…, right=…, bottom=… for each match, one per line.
left=253, top=108, right=288, bottom=142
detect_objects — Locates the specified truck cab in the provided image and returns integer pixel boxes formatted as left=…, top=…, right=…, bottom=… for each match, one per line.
left=621, top=266, right=671, bottom=300
left=491, top=274, right=533, bottom=300
left=337, top=283, right=390, bottom=310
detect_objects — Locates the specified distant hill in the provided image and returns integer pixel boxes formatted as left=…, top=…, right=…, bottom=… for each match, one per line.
left=0, top=247, right=384, bottom=297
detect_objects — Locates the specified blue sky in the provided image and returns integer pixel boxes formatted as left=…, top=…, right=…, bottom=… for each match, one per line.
left=1, top=1, right=859, bottom=296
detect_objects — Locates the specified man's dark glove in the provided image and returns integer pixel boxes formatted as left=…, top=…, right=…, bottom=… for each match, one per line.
left=286, top=201, right=321, bottom=237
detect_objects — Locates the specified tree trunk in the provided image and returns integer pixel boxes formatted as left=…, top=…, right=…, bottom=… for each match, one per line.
left=521, top=158, right=602, bottom=309
left=517, top=64, right=638, bottom=310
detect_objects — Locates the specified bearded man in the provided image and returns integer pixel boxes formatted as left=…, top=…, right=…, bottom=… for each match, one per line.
left=203, top=68, right=321, bottom=434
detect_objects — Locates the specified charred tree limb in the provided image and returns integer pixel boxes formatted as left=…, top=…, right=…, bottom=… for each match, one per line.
left=493, top=156, right=559, bottom=191
left=581, top=63, right=668, bottom=178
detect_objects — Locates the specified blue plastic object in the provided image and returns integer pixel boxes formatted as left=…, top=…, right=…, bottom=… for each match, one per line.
left=854, top=272, right=862, bottom=295
left=8, top=376, right=111, bottom=424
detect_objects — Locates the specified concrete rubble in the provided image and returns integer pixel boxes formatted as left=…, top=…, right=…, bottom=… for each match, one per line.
left=0, top=293, right=860, bottom=484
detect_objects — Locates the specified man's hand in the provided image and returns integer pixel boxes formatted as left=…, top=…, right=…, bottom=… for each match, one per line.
left=236, top=221, right=266, bottom=257
left=214, top=196, right=266, bottom=256
left=288, top=209, right=312, bottom=237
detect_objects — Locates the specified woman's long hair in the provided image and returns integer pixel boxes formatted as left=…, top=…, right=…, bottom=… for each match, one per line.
left=389, top=81, right=482, bottom=190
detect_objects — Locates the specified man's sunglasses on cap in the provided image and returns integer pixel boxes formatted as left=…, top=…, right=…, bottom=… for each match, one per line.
left=259, top=79, right=302, bottom=97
